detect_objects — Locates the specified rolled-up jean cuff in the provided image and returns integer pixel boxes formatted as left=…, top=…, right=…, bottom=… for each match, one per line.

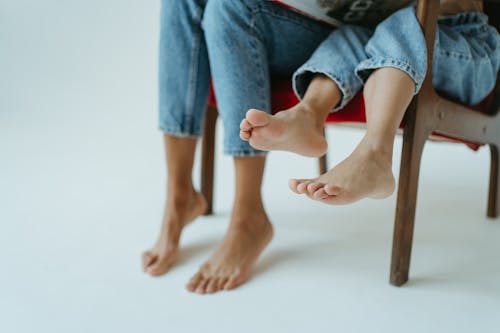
left=223, top=148, right=267, bottom=157
left=355, top=57, right=425, bottom=94
left=159, top=125, right=202, bottom=138
left=293, top=67, right=356, bottom=112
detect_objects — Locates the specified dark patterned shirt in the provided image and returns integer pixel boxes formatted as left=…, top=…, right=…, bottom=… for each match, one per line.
left=316, top=0, right=415, bottom=27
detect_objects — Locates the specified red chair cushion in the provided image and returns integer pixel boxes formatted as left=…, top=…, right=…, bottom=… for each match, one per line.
left=207, top=78, right=494, bottom=151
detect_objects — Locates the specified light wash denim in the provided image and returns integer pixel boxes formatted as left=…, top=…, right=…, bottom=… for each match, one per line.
left=294, top=6, right=500, bottom=109
left=160, top=2, right=499, bottom=156
left=159, top=0, right=334, bottom=156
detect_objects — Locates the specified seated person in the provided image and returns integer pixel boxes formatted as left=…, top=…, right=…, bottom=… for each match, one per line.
left=240, top=1, right=500, bottom=205
left=145, top=0, right=388, bottom=294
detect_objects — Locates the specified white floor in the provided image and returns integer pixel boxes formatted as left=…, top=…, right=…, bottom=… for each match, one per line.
left=1, top=1, right=499, bottom=332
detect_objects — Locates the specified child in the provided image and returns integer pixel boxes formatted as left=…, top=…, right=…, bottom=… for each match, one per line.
left=240, top=2, right=500, bottom=205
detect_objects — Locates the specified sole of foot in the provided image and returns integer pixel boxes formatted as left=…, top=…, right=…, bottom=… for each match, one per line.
left=240, top=107, right=327, bottom=157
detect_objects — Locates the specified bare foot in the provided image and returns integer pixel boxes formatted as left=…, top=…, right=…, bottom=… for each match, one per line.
left=239, top=104, right=327, bottom=157
left=142, top=189, right=207, bottom=276
left=289, top=140, right=396, bottom=205
left=186, top=208, right=273, bottom=294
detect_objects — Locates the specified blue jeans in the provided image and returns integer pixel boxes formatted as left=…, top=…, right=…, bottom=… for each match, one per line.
left=294, top=6, right=500, bottom=109
left=158, top=0, right=333, bottom=156
left=159, top=2, right=500, bottom=155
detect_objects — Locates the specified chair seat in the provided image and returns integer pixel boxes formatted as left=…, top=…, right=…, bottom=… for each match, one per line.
left=208, top=78, right=494, bottom=151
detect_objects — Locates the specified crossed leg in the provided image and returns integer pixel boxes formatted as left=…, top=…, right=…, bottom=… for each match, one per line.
left=241, top=67, right=415, bottom=205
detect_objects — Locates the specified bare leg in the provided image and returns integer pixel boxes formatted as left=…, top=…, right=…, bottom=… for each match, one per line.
left=240, top=75, right=341, bottom=157
left=186, top=156, right=273, bottom=294
left=291, top=67, right=415, bottom=205
left=142, top=135, right=207, bottom=276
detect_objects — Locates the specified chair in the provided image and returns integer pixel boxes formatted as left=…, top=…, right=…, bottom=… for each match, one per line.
left=200, top=0, right=500, bottom=286
left=388, top=0, right=500, bottom=286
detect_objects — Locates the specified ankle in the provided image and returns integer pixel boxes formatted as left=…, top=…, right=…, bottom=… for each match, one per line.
left=360, top=150, right=392, bottom=171
left=229, top=212, right=272, bottom=236
left=303, top=75, right=343, bottom=111
left=361, top=133, right=394, bottom=153
left=232, top=198, right=265, bottom=213
left=166, top=187, right=197, bottom=208
left=294, top=101, right=329, bottom=129
left=231, top=201, right=269, bottom=223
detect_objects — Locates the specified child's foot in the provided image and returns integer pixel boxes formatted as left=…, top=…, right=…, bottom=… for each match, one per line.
left=239, top=104, right=327, bottom=157
left=142, top=189, right=207, bottom=276
left=186, top=207, right=273, bottom=294
left=289, top=140, right=396, bottom=205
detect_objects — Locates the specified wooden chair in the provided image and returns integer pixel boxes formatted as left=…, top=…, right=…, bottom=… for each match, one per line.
left=387, top=0, right=500, bottom=286
left=200, top=0, right=500, bottom=286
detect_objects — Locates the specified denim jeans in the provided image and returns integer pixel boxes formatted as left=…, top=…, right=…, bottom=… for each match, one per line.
left=294, top=6, right=500, bottom=109
left=160, top=2, right=500, bottom=156
left=159, top=0, right=333, bottom=156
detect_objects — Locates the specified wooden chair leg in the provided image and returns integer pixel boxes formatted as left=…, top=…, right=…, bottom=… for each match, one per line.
left=201, top=106, right=218, bottom=215
left=318, top=129, right=328, bottom=175
left=488, top=143, right=499, bottom=218
left=318, top=154, right=328, bottom=175
left=390, top=100, right=431, bottom=286
left=390, top=133, right=427, bottom=286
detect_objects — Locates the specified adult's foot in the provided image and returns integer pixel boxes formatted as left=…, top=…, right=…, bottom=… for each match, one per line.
left=142, top=189, right=207, bottom=276
left=186, top=207, right=273, bottom=294
left=239, top=104, right=327, bottom=157
left=289, top=139, right=396, bottom=205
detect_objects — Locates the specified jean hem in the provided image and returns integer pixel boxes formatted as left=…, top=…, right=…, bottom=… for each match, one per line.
left=355, top=56, right=425, bottom=93
left=223, top=148, right=267, bottom=157
left=293, top=66, right=356, bottom=112
left=159, top=125, right=202, bottom=138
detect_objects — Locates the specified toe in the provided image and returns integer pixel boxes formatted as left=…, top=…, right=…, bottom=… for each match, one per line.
left=324, top=185, right=342, bottom=196
left=240, top=119, right=253, bottom=131
left=245, top=109, right=271, bottom=127
left=205, top=278, right=220, bottom=294
left=186, top=272, right=203, bottom=292
left=223, top=278, right=236, bottom=291
left=224, top=270, right=247, bottom=291
left=288, top=179, right=303, bottom=193
left=196, top=278, right=210, bottom=294
left=306, top=182, right=324, bottom=195
left=240, top=130, right=251, bottom=141
left=141, top=251, right=156, bottom=272
left=217, top=277, right=229, bottom=291
left=297, top=180, right=314, bottom=194
left=146, top=254, right=175, bottom=276
left=314, top=186, right=350, bottom=205
left=313, top=188, right=330, bottom=200
left=223, top=275, right=241, bottom=291
left=147, top=252, right=177, bottom=276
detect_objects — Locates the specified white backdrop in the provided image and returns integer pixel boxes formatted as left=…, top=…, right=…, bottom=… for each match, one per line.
left=1, top=1, right=499, bottom=333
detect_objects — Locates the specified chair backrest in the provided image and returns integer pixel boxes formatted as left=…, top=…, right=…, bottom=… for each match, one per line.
left=484, top=1, right=500, bottom=30
left=484, top=1, right=500, bottom=115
